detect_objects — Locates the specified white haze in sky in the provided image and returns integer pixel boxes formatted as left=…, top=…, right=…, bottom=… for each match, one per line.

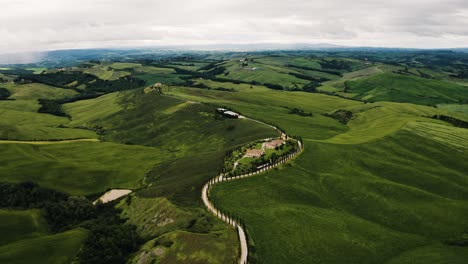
left=1, top=0, right=468, bottom=54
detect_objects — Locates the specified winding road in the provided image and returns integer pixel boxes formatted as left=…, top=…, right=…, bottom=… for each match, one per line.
left=201, top=118, right=303, bottom=264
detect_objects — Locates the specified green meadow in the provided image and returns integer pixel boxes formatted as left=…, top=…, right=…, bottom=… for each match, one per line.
left=0, top=209, right=48, bottom=246
left=0, top=141, right=167, bottom=195
left=1, top=82, right=77, bottom=100
left=346, top=73, right=468, bottom=105
left=83, top=66, right=131, bottom=80
left=0, top=50, right=467, bottom=263
left=159, top=66, right=468, bottom=263
left=0, top=228, right=88, bottom=264
left=118, top=196, right=239, bottom=264
left=211, top=129, right=468, bottom=264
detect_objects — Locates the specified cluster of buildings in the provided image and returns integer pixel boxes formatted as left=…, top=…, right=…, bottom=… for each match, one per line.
left=243, top=139, right=286, bottom=158
left=245, top=149, right=265, bottom=158
left=262, top=139, right=285, bottom=149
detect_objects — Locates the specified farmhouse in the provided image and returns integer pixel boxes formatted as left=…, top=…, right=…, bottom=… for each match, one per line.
left=245, top=149, right=265, bottom=158
left=263, top=139, right=285, bottom=149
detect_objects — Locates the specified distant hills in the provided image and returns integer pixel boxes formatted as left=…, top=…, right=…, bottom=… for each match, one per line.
left=1, top=43, right=468, bottom=65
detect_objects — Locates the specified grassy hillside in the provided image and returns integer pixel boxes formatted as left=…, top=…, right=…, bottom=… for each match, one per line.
left=118, top=196, right=239, bottom=264
left=211, top=129, right=468, bottom=264
left=0, top=209, right=48, bottom=246
left=64, top=89, right=277, bottom=203
left=0, top=100, right=40, bottom=112
left=162, top=77, right=468, bottom=263
left=2, top=51, right=468, bottom=263
left=1, top=82, right=77, bottom=100
left=166, top=85, right=358, bottom=138
left=0, top=108, right=98, bottom=140
left=219, top=59, right=310, bottom=88
left=0, top=142, right=167, bottom=195
left=346, top=73, right=468, bottom=105
left=63, top=92, right=124, bottom=127
left=0, top=228, right=88, bottom=264
left=83, top=66, right=131, bottom=81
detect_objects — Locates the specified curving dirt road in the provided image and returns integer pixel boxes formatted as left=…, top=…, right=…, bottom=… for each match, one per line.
left=201, top=119, right=303, bottom=264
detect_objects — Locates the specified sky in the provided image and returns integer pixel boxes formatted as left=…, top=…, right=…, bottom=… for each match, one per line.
left=1, top=0, right=468, bottom=54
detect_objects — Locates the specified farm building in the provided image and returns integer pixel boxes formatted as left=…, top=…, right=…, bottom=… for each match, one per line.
left=217, top=108, right=240, bottom=118
left=223, top=111, right=240, bottom=118
left=263, top=139, right=285, bottom=149
left=245, top=149, right=265, bottom=158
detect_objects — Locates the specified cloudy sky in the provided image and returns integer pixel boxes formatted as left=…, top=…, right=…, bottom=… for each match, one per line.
left=1, top=0, right=468, bottom=53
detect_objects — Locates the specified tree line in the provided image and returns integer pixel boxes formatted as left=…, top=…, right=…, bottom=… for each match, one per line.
left=0, top=87, right=11, bottom=100
left=0, top=182, right=141, bottom=264
left=432, top=115, right=468, bottom=128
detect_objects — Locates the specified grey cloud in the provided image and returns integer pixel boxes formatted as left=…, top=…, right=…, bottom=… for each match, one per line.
left=1, top=0, right=468, bottom=53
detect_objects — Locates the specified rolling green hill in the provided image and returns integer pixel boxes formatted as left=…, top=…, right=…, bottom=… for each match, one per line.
left=346, top=73, right=468, bottom=105
left=1, top=51, right=467, bottom=264
left=161, top=73, right=468, bottom=264
left=211, top=128, right=468, bottom=264
left=0, top=209, right=48, bottom=246
left=0, top=228, right=88, bottom=264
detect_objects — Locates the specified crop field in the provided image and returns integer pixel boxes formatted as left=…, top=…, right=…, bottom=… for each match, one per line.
left=346, top=73, right=468, bottom=105
left=319, top=66, right=383, bottom=93
left=83, top=66, right=131, bottom=80
left=437, top=103, right=468, bottom=115
left=218, top=59, right=310, bottom=88
left=108, top=62, right=142, bottom=69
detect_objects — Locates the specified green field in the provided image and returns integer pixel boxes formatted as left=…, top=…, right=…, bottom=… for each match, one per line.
left=63, top=92, right=124, bottom=127
left=0, top=108, right=98, bottom=140
left=219, top=59, right=310, bottom=88
left=346, top=73, right=468, bottom=105
left=83, top=66, right=131, bottom=80
left=160, top=73, right=468, bottom=263
left=1, top=50, right=468, bottom=263
left=211, top=129, right=468, bottom=264
left=437, top=103, right=468, bottom=116
left=1, top=82, right=77, bottom=100
left=0, top=141, right=168, bottom=195
left=0, top=100, right=40, bottom=112
left=0, top=228, right=88, bottom=264
left=119, top=196, right=239, bottom=264
left=0, top=209, right=48, bottom=246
